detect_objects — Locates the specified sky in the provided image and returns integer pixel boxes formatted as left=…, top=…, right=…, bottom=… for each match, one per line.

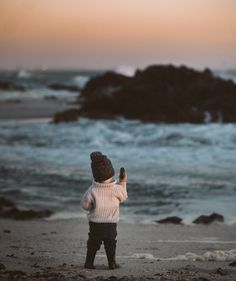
left=0, top=0, right=235, bottom=70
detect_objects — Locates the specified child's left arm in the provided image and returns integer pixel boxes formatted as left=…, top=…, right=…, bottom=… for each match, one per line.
left=81, top=189, right=94, bottom=211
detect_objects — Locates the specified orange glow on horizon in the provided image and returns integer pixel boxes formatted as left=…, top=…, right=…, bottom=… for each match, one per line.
left=0, top=0, right=235, bottom=69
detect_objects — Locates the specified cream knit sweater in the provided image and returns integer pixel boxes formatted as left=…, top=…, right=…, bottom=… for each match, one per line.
left=81, top=180, right=128, bottom=223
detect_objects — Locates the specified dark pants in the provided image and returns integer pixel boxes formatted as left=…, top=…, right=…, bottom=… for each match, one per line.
left=85, top=222, right=117, bottom=266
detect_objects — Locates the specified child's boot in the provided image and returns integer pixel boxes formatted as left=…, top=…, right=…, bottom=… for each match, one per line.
left=105, top=242, right=120, bottom=269
left=84, top=248, right=97, bottom=269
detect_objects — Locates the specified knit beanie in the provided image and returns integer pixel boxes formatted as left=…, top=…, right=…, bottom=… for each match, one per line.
left=90, top=151, right=115, bottom=183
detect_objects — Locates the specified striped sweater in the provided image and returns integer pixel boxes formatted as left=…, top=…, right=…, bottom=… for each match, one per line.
left=81, top=180, right=128, bottom=223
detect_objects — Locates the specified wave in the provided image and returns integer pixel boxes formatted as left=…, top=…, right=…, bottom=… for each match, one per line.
left=94, top=249, right=236, bottom=261
left=1, top=118, right=236, bottom=223
left=214, top=69, right=236, bottom=83
left=72, top=75, right=90, bottom=88
left=129, top=249, right=236, bottom=261
left=115, top=65, right=136, bottom=77
left=17, top=70, right=32, bottom=79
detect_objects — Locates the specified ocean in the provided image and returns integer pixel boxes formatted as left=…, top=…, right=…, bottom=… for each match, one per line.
left=0, top=69, right=236, bottom=224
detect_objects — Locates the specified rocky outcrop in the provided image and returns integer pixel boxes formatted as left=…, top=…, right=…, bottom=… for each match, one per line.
left=193, top=213, right=224, bottom=224
left=0, top=80, right=25, bottom=91
left=48, top=83, right=80, bottom=92
left=79, top=65, right=236, bottom=123
left=0, top=196, right=52, bottom=220
left=157, top=216, right=183, bottom=224
left=52, top=108, right=79, bottom=124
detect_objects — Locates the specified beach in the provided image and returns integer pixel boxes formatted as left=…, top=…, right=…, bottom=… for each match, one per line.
left=0, top=99, right=74, bottom=120
left=1, top=70, right=236, bottom=280
left=0, top=218, right=236, bottom=280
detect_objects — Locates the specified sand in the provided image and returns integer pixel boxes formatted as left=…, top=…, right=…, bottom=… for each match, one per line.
left=0, top=99, right=74, bottom=120
left=0, top=218, right=236, bottom=280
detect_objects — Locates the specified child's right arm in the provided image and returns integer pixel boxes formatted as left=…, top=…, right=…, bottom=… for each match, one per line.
left=117, top=167, right=128, bottom=202
left=81, top=189, right=94, bottom=211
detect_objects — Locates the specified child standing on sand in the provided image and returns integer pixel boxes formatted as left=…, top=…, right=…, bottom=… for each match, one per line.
left=81, top=151, right=128, bottom=270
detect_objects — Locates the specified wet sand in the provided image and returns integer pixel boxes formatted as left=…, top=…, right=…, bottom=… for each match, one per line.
left=0, top=218, right=236, bottom=280
left=0, top=99, right=74, bottom=120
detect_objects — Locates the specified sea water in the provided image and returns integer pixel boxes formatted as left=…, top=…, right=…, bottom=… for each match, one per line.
left=0, top=69, right=236, bottom=224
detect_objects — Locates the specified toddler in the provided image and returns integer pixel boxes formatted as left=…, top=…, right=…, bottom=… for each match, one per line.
left=81, top=151, right=128, bottom=269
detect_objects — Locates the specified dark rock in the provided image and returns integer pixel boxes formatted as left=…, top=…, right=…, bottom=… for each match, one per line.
left=52, top=108, right=79, bottom=124
left=0, top=80, right=25, bottom=91
left=229, top=261, right=236, bottom=266
left=0, top=196, right=53, bottom=220
left=0, top=196, right=15, bottom=207
left=6, top=253, right=15, bottom=258
left=216, top=267, right=227, bottom=275
left=48, top=83, right=80, bottom=92
left=1, top=208, right=52, bottom=220
left=157, top=216, right=183, bottom=224
left=79, top=64, right=236, bottom=123
left=0, top=263, right=6, bottom=270
left=3, top=229, right=11, bottom=233
left=193, top=213, right=224, bottom=224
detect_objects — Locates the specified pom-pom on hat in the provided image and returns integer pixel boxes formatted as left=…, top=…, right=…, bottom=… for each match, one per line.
left=90, top=151, right=115, bottom=182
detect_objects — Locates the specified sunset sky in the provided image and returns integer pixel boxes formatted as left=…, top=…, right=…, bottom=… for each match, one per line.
left=0, top=0, right=235, bottom=70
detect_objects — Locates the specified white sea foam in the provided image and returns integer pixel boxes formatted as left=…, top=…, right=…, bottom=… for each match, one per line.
left=131, top=253, right=156, bottom=259
left=168, top=249, right=236, bottom=261
left=214, top=69, right=236, bottom=83
left=93, top=249, right=236, bottom=262
left=17, top=70, right=32, bottom=78
left=72, top=75, right=90, bottom=88
left=1, top=118, right=236, bottom=222
left=115, top=65, right=136, bottom=77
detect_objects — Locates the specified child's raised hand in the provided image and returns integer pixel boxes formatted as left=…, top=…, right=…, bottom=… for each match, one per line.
left=119, top=167, right=127, bottom=182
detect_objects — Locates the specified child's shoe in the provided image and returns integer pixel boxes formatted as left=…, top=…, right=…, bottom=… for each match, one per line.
left=84, top=263, right=96, bottom=269
left=84, top=248, right=97, bottom=269
left=109, top=261, right=120, bottom=270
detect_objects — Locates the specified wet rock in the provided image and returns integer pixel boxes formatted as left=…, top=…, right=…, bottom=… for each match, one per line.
left=0, top=196, right=15, bottom=207
left=48, top=83, right=80, bottom=92
left=79, top=64, right=236, bottom=123
left=0, top=263, right=6, bottom=270
left=0, top=196, right=53, bottom=220
left=0, top=80, right=25, bottom=91
left=1, top=208, right=52, bottom=220
left=52, top=108, right=79, bottom=124
left=6, top=253, right=15, bottom=257
left=229, top=261, right=236, bottom=266
left=157, top=216, right=183, bottom=224
left=193, top=213, right=224, bottom=224
left=216, top=267, right=227, bottom=275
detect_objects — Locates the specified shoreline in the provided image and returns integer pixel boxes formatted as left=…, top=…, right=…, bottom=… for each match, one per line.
left=1, top=218, right=236, bottom=280
left=0, top=98, right=74, bottom=120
